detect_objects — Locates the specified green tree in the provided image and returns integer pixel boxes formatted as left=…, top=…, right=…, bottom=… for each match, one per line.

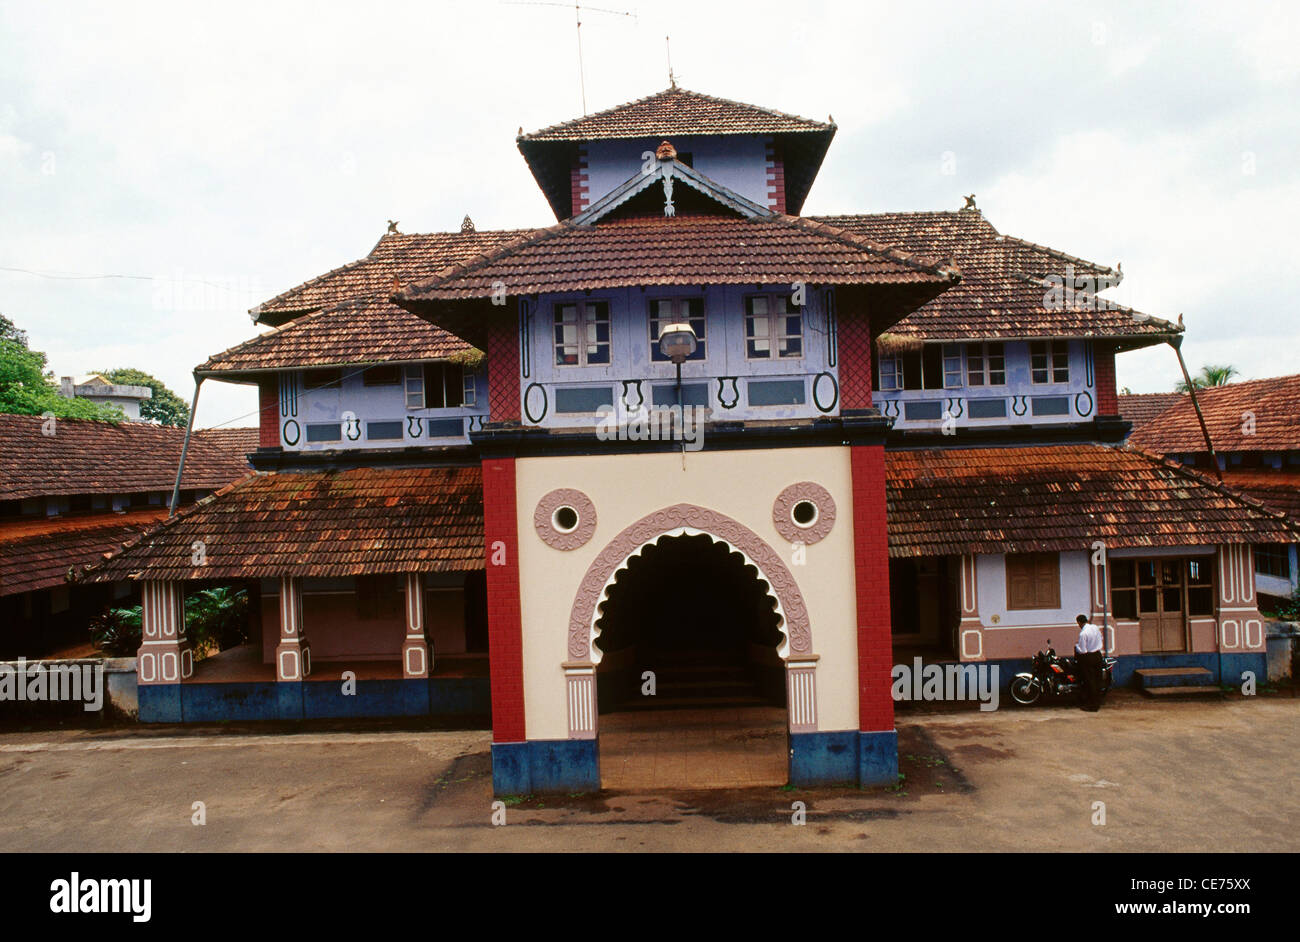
left=0, top=338, right=123, bottom=421
left=1175, top=363, right=1239, bottom=392
left=0, top=312, right=28, bottom=346
left=98, top=367, right=191, bottom=426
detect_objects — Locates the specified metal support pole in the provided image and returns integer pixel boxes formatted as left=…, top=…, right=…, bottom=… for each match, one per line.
left=169, top=376, right=203, bottom=517
left=1168, top=337, right=1222, bottom=482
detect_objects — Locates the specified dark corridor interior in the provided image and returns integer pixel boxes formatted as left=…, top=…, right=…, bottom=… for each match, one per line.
left=594, top=534, right=787, bottom=713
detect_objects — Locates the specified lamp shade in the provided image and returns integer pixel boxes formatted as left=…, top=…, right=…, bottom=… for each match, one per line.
left=657, top=322, right=698, bottom=363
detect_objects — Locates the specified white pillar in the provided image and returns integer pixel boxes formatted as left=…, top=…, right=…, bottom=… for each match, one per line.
left=402, top=573, right=430, bottom=679
left=275, top=576, right=310, bottom=680
left=137, top=581, right=192, bottom=685
left=785, top=655, right=819, bottom=733
left=564, top=662, right=597, bottom=739
left=958, top=553, right=984, bottom=661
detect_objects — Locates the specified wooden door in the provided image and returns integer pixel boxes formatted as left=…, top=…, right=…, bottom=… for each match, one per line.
left=1138, top=559, right=1188, bottom=653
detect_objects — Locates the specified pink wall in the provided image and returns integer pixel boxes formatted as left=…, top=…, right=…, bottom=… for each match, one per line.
left=261, top=586, right=469, bottom=663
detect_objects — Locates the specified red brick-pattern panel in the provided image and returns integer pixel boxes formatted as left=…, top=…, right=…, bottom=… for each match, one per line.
left=483, top=457, right=526, bottom=743
left=838, top=309, right=873, bottom=411
left=258, top=379, right=280, bottom=448
left=765, top=141, right=786, bottom=214
left=851, top=444, right=895, bottom=733
left=486, top=310, right=521, bottom=423
left=569, top=145, right=589, bottom=218
left=1094, top=343, right=1118, bottom=416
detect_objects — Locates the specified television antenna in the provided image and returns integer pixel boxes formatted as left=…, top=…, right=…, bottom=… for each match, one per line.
left=501, top=1, right=638, bottom=114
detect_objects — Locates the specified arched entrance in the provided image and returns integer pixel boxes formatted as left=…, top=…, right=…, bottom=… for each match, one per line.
left=562, top=504, right=820, bottom=788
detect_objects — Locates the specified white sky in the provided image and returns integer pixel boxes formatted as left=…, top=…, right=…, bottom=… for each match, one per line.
left=2, top=0, right=1297, bottom=428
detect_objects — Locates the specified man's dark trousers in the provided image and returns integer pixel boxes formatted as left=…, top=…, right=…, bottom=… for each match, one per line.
left=1077, top=650, right=1103, bottom=710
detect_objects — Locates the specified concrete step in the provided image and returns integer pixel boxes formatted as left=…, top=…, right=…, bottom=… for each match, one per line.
left=1141, top=684, right=1223, bottom=699
left=1135, top=667, right=1215, bottom=689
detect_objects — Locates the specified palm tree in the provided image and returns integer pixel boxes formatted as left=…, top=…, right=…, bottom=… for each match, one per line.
left=1175, top=363, right=1239, bottom=392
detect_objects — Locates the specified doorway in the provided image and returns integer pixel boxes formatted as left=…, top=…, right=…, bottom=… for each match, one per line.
left=593, top=533, right=789, bottom=788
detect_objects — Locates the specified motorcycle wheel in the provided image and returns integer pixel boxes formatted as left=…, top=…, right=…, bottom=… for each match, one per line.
left=1010, top=676, right=1041, bottom=705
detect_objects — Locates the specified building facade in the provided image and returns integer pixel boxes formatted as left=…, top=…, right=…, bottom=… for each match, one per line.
left=83, top=87, right=1300, bottom=794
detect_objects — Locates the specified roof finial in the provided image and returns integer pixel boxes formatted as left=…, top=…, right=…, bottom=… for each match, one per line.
left=962, top=194, right=977, bottom=211
left=461, top=214, right=476, bottom=233
left=656, top=140, right=677, bottom=161
left=386, top=219, right=400, bottom=234
left=666, top=35, right=676, bottom=88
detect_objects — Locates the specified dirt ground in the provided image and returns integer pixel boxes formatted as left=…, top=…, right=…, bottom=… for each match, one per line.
left=1, top=692, right=1296, bottom=852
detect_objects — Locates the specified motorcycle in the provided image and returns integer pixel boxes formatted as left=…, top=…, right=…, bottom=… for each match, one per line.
left=1010, top=646, right=1116, bottom=706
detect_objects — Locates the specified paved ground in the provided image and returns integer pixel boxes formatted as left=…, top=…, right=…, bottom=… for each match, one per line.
left=601, top=706, right=788, bottom=788
left=1, top=693, right=1296, bottom=852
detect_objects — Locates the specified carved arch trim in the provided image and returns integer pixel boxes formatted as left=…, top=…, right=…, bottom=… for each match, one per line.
left=566, top=503, right=813, bottom=665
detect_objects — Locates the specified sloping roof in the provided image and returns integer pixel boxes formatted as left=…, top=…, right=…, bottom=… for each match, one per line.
left=1127, top=375, right=1300, bottom=454
left=817, top=210, right=1178, bottom=344
left=0, top=416, right=257, bottom=501
left=1118, top=391, right=1187, bottom=431
left=518, top=86, right=836, bottom=219
left=885, top=443, right=1300, bottom=557
left=398, top=213, right=958, bottom=300
left=1217, top=470, right=1300, bottom=523
left=519, top=86, right=834, bottom=142
left=254, top=229, right=534, bottom=323
left=79, top=466, right=484, bottom=581
left=0, top=509, right=167, bottom=596
left=199, top=298, right=474, bottom=377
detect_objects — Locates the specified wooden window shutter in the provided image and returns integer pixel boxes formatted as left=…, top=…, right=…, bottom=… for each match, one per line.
left=1007, top=552, right=1060, bottom=609
left=1007, top=555, right=1035, bottom=609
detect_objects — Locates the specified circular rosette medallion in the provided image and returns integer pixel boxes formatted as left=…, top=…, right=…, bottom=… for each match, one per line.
left=772, top=482, right=836, bottom=545
left=534, top=488, right=597, bottom=550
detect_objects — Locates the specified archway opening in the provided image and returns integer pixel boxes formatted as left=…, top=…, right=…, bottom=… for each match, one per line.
left=593, top=532, right=788, bottom=788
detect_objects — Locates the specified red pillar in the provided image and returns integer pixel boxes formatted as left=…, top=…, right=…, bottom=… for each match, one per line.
left=850, top=443, right=895, bottom=733
left=1094, top=343, right=1118, bottom=416
left=838, top=312, right=874, bottom=411
left=258, top=378, right=279, bottom=447
left=483, top=456, right=525, bottom=742
left=486, top=314, right=521, bottom=423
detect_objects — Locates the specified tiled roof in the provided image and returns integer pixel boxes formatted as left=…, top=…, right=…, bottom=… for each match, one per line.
left=817, top=211, right=1178, bottom=343
left=1127, top=375, right=1300, bottom=454
left=255, top=229, right=534, bottom=321
left=885, top=443, right=1300, bottom=557
left=79, top=466, right=484, bottom=581
left=518, top=86, right=833, bottom=142
left=0, top=509, right=167, bottom=596
left=225, top=208, right=1171, bottom=375
left=398, top=213, right=959, bottom=300
left=1118, top=392, right=1186, bottom=431
left=199, top=298, right=474, bottom=376
left=0, top=415, right=257, bottom=501
left=1217, top=470, right=1300, bottom=523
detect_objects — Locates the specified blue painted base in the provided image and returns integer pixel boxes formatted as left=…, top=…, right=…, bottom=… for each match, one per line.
left=491, top=739, right=600, bottom=796
left=138, top=676, right=491, bottom=723
left=976, top=652, right=1267, bottom=691
left=789, top=729, right=900, bottom=787
left=138, top=684, right=183, bottom=723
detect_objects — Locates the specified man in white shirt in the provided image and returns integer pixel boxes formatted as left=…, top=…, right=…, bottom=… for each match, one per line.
left=1074, top=614, right=1105, bottom=711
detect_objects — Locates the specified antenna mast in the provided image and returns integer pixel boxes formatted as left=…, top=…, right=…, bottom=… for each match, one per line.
left=666, top=34, right=675, bottom=87
left=502, top=1, right=637, bottom=115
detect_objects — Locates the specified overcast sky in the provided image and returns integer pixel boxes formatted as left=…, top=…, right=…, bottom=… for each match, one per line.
left=2, top=0, right=1296, bottom=428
